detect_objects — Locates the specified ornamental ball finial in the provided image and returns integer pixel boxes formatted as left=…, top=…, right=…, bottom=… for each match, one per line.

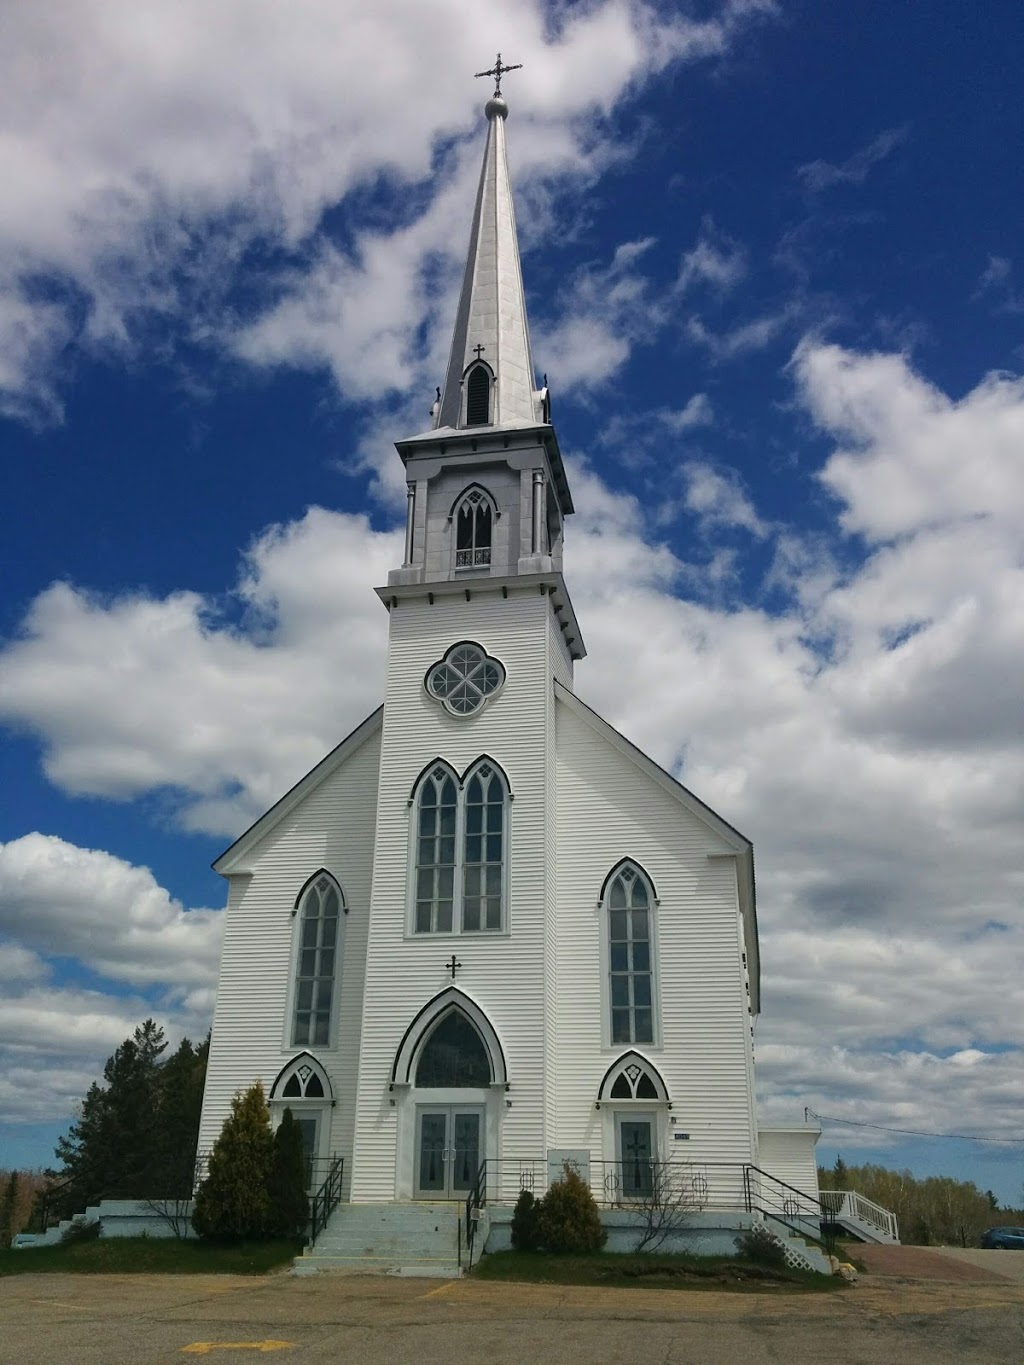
left=485, top=93, right=508, bottom=120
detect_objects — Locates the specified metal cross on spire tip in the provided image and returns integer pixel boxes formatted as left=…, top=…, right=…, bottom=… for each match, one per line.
left=475, top=52, right=523, bottom=96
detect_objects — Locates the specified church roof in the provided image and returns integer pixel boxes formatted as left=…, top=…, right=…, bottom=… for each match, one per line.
left=435, top=89, right=539, bottom=431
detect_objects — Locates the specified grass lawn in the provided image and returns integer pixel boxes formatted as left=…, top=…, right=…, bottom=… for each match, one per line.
left=472, top=1250, right=844, bottom=1292
left=0, top=1236, right=302, bottom=1277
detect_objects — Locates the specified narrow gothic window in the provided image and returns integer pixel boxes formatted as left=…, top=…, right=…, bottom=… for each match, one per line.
left=607, top=864, right=654, bottom=1045
left=415, top=767, right=458, bottom=932
left=292, top=874, right=342, bottom=1047
left=415, top=1011, right=492, bottom=1086
left=455, top=489, right=492, bottom=569
left=465, top=364, right=491, bottom=426
left=462, top=763, right=504, bottom=931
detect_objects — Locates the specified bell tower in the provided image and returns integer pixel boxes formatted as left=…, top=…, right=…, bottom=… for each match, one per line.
left=381, top=66, right=584, bottom=665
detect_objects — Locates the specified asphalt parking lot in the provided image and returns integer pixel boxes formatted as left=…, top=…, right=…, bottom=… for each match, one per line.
left=2, top=1261, right=1023, bottom=1364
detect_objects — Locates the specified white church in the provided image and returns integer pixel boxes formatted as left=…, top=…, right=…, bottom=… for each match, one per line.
left=197, top=70, right=828, bottom=1258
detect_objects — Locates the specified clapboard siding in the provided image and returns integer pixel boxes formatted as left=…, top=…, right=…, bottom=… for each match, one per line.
left=553, top=698, right=757, bottom=1167
left=757, top=1129, right=821, bottom=1200
left=198, top=726, right=381, bottom=1195
left=351, top=584, right=560, bottom=1198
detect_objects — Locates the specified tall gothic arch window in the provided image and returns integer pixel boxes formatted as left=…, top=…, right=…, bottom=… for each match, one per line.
left=411, top=759, right=509, bottom=934
left=462, top=761, right=504, bottom=932
left=292, top=873, right=344, bottom=1048
left=455, top=488, right=493, bottom=569
left=464, top=363, right=491, bottom=426
left=605, top=862, right=656, bottom=1045
left=415, top=765, right=458, bottom=933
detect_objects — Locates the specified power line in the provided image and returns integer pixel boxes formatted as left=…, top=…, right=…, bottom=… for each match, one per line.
left=807, top=1109, right=1024, bottom=1145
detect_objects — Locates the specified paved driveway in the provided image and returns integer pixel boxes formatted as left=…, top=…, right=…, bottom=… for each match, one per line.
left=2, top=1268, right=1023, bottom=1364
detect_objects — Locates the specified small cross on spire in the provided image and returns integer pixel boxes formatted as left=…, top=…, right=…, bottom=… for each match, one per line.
left=472, top=343, right=486, bottom=359
left=475, top=52, right=523, bottom=95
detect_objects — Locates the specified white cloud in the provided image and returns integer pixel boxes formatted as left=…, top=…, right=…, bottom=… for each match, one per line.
left=797, top=126, right=909, bottom=193
left=0, top=0, right=772, bottom=423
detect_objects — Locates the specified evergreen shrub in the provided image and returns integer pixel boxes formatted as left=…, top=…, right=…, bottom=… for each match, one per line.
left=510, top=1188, right=541, bottom=1251
left=268, top=1108, right=309, bottom=1239
left=192, top=1083, right=274, bottom=1242
left=537, top=1164, right=606, bottom=1254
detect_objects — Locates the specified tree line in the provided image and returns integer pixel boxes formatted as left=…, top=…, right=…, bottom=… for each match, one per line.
left=820, top=1157, right=1023, bottom=1247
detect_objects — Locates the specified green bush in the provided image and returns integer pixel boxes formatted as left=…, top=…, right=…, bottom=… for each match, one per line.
left=192, top=1083, right=274, bottom=1242
left=60, top=1218, right=102, bottom=1245
left=510, top=1188, right=541, bottom=1251
left=538, top=1164, right=606, bottom=1254
left=735, top=1221, right=787, bottom=1266
left=268, top=1108, right=308, bottom=1239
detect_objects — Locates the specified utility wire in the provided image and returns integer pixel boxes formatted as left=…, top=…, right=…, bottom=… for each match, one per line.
left=807, top=1109, right=1024, bottom=1145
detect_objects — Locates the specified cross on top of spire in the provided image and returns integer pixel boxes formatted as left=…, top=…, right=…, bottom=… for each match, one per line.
left=475, top=52, right=522, bottom=95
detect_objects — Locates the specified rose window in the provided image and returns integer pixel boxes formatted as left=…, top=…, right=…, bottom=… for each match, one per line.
left=426, top=642, right=505, bottom=716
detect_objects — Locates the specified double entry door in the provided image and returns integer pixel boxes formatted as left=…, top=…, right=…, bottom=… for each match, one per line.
left=415, top=1105, right=483, bottom=1200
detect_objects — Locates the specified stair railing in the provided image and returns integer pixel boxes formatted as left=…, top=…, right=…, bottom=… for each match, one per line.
left=743, top=1164, right=837, bottom=1257
left=308, top=1155, right=344, bottom=1247
left=463, top=1158, right=487, bottom=1271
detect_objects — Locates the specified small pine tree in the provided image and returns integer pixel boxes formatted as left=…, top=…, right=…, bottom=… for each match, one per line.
left=510, top=1188, right=541, bottom=1251
left=192, top=1083, right=274, bottom=1242
left=833, top=1155, right=849, bottom=1186
left=537, top=1164, right=606, bottom=1254
left=268, top=1109, right=308, bottom=1239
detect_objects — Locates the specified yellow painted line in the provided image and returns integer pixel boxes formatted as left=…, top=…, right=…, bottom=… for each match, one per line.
left=180, top=1343, right=293, bottom=1356
left=423, top=1280, right=460, bottom=1298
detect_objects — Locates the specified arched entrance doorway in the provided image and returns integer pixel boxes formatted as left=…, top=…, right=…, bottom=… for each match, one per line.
left=413, top=1011, right=490, bottom=1199
left=392, top=991, right=506, bottom=1201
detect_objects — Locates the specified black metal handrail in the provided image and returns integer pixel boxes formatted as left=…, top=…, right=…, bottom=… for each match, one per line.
left=743, top=1164, right=836, bottom=1256
left=463, top=1158, right=487, bottom=1271
left=309, top=1155, right=344, bottom=1246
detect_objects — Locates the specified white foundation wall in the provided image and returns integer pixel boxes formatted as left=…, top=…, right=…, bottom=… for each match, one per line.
left=197, top=726, right=381, bottom=1193
left=351, top=584, right=561, bottom=1199
left=553, top=699, right=758, bottom=1186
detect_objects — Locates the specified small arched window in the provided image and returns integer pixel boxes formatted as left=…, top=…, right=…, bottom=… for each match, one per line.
left=605, top=863, right=655, bottom=1045
left=455, top=488, right=493, bottom=569
left=415, top=765, right=458, bottom=933
left=292, top=873, right=344, bottom=1048
left=465, top=364, right=491, bottom=426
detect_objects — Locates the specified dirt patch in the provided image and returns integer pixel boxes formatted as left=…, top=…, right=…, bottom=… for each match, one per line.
left=856, top=1243, right=1012, bottom=1283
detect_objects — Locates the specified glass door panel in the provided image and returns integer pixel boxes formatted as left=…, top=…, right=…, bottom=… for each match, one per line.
left=450, top=1111, right=481, bottom=1193
left=619, top=1118, right=654, bottom=1198
left=416, top=1110, right=449, bottom=1196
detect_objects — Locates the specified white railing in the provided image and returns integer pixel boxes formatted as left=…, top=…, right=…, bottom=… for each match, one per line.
left=821, top=1189, right=899, bottom=1241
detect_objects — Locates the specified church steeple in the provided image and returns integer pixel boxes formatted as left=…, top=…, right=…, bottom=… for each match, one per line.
left=434, top=62, right=545, bottom=432
left=384, top=61, right=582, bottom=662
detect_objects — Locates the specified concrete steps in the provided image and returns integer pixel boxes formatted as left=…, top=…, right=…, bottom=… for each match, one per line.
left=297, top=1201, right=463, bottom=1276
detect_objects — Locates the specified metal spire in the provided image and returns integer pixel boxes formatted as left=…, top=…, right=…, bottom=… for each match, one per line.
left=435, top=57, right=541, bottom=431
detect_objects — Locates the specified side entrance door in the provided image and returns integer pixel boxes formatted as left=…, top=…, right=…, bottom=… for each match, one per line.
left=616, top=1112, right=656, bottom=1199
left=415, top=1106, right=483, bottom=1199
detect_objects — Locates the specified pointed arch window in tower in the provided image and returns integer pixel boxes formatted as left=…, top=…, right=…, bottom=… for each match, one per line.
left=415, top=767, right=458, bottom=933
left=465, top=363, right=491, bottom=426
left=462, top=762, right=504, bottom=931
left=456, top=489, right=492, bottom=568
left=607, top=864, right=655, bottom=1045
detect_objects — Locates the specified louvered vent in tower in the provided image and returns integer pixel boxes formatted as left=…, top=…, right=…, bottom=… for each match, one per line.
left=465, top=365, right=491, bottom=426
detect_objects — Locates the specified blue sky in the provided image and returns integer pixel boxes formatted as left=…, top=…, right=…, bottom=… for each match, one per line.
left=2, top=1, right=1023, bottom=1204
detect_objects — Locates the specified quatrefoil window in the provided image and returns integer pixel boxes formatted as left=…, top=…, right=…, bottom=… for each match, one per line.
left=426, top=642, right=505, bottom=716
